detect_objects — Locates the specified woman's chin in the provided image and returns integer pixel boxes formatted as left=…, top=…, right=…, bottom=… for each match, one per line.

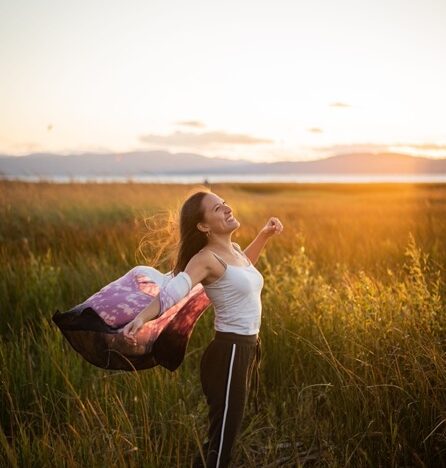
left=229, top=221, right=240, bottom=232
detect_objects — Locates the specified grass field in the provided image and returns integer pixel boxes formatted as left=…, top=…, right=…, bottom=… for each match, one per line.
left=1, top=180, right=446, bottom=467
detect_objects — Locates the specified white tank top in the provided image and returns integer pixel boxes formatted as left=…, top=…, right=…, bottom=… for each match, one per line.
left=201, top=243, right=264, bottom=335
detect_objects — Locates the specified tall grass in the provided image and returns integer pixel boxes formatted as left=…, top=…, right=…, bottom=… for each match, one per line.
left=1, top=180, right=445, bottom=466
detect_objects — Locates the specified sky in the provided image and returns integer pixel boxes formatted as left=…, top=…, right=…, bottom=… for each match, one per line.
left=1, top=0, right=445, bottom=162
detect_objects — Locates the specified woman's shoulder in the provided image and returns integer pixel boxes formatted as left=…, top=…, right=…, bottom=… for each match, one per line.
left=193, top=247, right=227, bottom=271
left=190, top=248, right=220, bottom=267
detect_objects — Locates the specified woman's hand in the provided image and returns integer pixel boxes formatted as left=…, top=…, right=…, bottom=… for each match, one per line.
left=260, top=216, right=284, bottom=238
left=123, top=317, right=145, bottom=345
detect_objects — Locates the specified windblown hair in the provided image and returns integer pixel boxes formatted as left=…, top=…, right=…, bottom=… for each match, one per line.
left=173, top=189, right=211, bottom=275
left=137, top=187, right=211, bottom=276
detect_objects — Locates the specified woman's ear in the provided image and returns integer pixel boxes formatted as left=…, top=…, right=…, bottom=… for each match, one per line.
left=196, top=222, right=207, bottom=234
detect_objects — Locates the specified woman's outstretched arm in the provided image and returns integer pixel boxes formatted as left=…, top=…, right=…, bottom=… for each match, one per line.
left=244, top=216, right=283, bottom=265
left=123, top=251, right=212, bottom=344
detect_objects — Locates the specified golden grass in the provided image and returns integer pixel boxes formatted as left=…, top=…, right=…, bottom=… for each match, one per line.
left=1, top=180, right=445, bottom=467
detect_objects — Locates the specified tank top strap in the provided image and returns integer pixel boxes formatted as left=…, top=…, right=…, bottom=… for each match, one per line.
left=231, top=242, right=243, bottom=255
left=232, top=242, right=252, bottom=265
left=210, top=251, right=227, bottom=269
left=199, top=248, right=227, bottom=269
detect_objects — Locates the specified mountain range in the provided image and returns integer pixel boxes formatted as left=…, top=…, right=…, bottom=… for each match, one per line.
left=0, top=151, right=445, bottom=177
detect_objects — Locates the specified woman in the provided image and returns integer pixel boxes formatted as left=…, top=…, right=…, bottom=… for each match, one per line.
left=123, top=189, right=283, bottom=467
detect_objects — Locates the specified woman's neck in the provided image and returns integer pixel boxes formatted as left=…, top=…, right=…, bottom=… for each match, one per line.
left=205, top=235, right=234, bottom=253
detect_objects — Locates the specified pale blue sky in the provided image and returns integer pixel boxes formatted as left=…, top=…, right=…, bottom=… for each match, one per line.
left=1, top=0, right=445, bottom=161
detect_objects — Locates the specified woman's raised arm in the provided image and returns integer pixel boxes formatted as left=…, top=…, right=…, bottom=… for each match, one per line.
left=244, top=216, right=284, bottom=265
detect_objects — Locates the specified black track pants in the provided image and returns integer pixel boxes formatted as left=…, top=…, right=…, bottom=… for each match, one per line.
left=193, top=331, right=260, bottom=468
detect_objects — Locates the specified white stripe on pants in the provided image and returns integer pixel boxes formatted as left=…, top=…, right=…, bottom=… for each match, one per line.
left=216, top=343, right=236, bottom=468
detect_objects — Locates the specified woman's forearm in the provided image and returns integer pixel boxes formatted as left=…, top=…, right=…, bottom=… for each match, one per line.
left=137, top=294, right=161, bottom=323
left=244, top=231, right=270, bottom=265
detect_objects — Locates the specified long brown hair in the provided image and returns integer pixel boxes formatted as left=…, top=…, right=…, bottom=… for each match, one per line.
left=137, top=187, right=211, bottom=276
left=172, top=189, right=210, bottom=275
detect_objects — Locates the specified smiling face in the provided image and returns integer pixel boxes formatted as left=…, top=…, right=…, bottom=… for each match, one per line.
left=197, top=192, right=240, bottom=236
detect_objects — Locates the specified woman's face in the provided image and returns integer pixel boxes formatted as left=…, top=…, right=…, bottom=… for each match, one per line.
left=198, top=192, right=240, bottom=236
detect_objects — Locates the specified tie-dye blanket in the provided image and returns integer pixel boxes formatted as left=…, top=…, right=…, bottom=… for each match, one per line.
left=52, top=266, right=211, bottom=371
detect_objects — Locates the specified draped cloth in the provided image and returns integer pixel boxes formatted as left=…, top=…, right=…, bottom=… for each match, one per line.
left=52, top=266, right=211, bottom=372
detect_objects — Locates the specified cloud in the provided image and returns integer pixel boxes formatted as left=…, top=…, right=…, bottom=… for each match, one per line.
left=329, top=102, right=351, bottom=108
left=175, top=120, right=206, bottom=128
left=314, top=143, right=388, bottom=153
left=312, top=142, right=446, bottom=158
left=139, top=130, right=274, bottom=148
left=307, top=127, right=323, bottom=133
left=391, top=143, right=446, bottom=151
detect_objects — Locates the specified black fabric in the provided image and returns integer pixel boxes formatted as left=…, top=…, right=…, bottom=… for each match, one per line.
left=52, top=289, right=211, bottom=372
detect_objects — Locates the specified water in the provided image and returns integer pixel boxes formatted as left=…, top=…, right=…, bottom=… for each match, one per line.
left=2, top=174, right=446, bottom=184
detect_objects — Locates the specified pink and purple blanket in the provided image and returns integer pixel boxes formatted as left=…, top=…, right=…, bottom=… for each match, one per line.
left=52, top=266, right=211, bottom=371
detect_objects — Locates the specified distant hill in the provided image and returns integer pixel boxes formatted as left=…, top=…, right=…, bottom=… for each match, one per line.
left=0, top=150, right=445, bottom=177
left=246, top=152, right=446, bottom=175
